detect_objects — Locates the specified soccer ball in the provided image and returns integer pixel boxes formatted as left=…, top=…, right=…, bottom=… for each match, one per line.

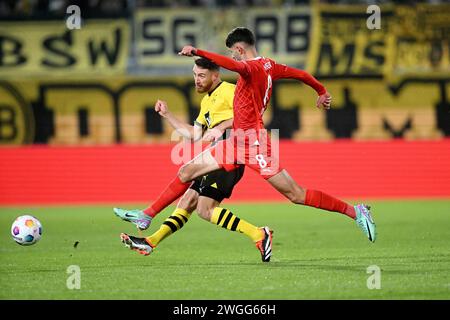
left=11, top=215, right=42, bottom=246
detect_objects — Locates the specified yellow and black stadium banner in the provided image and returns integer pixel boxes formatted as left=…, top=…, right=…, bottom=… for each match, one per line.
left=0, top=19, right=129, bottom=77
left=0, top=76, right=448, bottom=145
left=0, top=5, right=448, bottom=76
left=0, top=4, right=449, bottom=145
left=134, top=7, right=312, bottom=70
left=307, top=4, right=450, bottom=79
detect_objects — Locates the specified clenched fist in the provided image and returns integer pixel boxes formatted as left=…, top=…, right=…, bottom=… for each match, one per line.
left=178, top=45, right=197, bottom=57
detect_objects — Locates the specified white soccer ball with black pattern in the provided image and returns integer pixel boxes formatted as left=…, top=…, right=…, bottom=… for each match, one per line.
left=11, top=215, right=42, bottom=246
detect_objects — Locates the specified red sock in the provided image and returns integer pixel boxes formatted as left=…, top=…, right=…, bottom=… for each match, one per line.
left=143, top=176, right=191, bottom=217
left=304, top=189, right=356, bottom=219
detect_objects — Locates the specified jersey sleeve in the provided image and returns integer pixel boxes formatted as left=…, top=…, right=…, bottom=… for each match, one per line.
left=272, top=63, right=326, bottom=95
left=196, top=49, right=251, bottom=78
left=195, top=99, right=207, bottom=127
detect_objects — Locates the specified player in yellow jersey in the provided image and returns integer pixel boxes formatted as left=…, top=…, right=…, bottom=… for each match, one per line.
left=116, top=58, right=272, bottom=261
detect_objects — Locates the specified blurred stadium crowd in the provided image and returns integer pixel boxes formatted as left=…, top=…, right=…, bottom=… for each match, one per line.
left=0, top=0, right=447, bottom=18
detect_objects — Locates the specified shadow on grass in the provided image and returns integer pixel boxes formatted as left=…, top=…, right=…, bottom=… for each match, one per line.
left=3, top=252, right=448, bottom=276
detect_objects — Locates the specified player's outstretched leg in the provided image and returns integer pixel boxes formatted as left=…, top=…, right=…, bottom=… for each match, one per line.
left=267, top=169, right=377, bottom=243
left=113, top=149, right=220, bottom=227
left=354, top=204, right=376, bottom=242
left=113, top=208, right=152, bottom=230
left=200, top=203, right=273, bottom=262
left=120, top=233, right=156, bottom=256
left=146, top=208, right=192, bottom=248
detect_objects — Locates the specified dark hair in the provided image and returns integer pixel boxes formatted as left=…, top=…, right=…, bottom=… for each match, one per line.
left=225, top=27, right=255, bottom=48
left=194, top=57, right=219, bottom=71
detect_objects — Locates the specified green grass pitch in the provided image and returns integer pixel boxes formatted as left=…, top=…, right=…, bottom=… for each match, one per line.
left=1, top=200, right=449, bottom=299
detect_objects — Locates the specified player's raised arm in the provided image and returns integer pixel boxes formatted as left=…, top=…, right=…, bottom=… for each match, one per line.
left=273, top=63, right=331, bottom=110
left=179, top=46, right=250, bottom=77
left=196, top=49, right=250, bottom=77
left=154, top=99, right=201, bottom=141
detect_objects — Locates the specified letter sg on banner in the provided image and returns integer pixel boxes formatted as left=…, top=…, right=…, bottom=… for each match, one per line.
left=133, top=7, right=311, bottom=71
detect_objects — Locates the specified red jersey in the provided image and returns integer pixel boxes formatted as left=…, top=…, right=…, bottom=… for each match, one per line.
left=196, top=49, right=326, bottom=131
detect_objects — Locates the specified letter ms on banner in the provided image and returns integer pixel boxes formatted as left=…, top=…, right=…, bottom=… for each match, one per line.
left=306, top=4, right=450, bottom=79
left=306, top=4, right=395, bottom=78
left=0, top=20, right=129, bottom=77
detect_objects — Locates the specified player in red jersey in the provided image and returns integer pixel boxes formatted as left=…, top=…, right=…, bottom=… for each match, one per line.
left=115, top=28, right=376, bottom=262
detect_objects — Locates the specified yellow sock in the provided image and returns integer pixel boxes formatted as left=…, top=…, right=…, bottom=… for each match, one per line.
left=210, top=207, right=263, bottom=242
left=146, top=208, right=191, bottom=246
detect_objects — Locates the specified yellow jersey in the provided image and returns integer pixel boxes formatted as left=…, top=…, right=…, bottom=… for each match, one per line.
left=194, top=81, right=235, bottom=130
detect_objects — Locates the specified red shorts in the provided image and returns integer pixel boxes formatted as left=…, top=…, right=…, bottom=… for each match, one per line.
left=209, top=129, right=282, bottom=180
